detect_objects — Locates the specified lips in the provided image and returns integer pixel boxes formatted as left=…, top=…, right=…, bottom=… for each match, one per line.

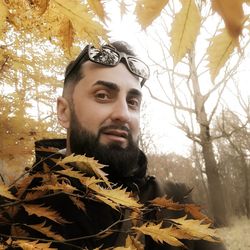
left=102, top=129, right=128, bottom=139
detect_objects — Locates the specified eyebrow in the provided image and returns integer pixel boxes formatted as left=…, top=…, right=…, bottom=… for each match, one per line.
left=93, top=80, right=142, bottom=98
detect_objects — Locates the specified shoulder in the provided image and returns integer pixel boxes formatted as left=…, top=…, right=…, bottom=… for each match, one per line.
left=139, top=176, right=193, bottom=203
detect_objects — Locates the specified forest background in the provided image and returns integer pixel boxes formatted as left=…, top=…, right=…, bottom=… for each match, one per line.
left=0, top=0, right=250, bottom=249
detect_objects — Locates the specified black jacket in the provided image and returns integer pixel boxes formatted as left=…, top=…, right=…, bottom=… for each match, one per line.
left=1, top=139, right=226, bottom=250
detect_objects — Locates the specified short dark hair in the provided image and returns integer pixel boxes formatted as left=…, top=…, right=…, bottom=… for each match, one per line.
left=63, top=41, right=137, bottom=93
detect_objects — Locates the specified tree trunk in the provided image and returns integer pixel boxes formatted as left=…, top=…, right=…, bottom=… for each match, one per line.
left=240, top=154, right=250, bottom=218
left=200, top=124, right=228, bottom=226
left=189, top=51, right=228, bottom=226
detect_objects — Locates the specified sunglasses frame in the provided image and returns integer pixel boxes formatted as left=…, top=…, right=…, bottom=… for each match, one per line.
left=65, top=45, right=149, bottom=86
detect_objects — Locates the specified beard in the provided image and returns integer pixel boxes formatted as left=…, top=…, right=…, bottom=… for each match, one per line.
left=69, top=111, right=141, bottom=178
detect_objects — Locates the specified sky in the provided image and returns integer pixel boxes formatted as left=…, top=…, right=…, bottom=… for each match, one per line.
left=105, top=2, right=250, bottom=156
left=105, top=5, right=193, bottom=156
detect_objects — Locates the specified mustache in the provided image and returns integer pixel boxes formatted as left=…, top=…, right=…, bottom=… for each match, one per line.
left=99, top=125, right=130, bottom=133
left=98, top=125, right=131, bottom=139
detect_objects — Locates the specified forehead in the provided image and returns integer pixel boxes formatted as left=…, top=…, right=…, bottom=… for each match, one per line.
left=78, top=61, right=141, bottom=91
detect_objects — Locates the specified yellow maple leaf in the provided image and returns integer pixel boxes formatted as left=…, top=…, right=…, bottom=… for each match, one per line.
left=212, top=0, right=244, bottom=39
left=133, top=222, right=185, bottom=247
left=170, top=216, right=219, bottom=242
left=0, top=184, right=17, bottom=200
left=27, top=221, right=65, bottom=241
left=170, top=0, right=201, bottom=64
left=87, top=0, right=106, bottom=23
left=207, top=28, right=236, bottom=81
left=135, top=0, right=169, bottom=29
left=22, top=204, right=69, bottom=224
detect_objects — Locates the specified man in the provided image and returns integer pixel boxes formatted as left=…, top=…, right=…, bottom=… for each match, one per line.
left=0, top=41, right=226, bottom=249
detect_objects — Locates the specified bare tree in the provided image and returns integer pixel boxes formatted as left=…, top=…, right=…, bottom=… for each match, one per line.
left=142, top=2, right=250, bottom=226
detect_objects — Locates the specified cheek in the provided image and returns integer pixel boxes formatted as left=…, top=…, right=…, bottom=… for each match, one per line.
left=131, top=115, right=140, bottom=138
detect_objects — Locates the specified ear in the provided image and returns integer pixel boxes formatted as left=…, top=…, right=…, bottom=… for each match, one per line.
left=57, top=97, right=71, bottom=129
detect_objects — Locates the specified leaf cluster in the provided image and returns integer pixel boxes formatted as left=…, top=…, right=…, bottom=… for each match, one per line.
left=0, top=151, right=222, bottom=249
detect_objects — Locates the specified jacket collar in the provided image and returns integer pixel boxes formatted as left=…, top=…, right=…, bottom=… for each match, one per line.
left=34, top=138, right=148, bottom=191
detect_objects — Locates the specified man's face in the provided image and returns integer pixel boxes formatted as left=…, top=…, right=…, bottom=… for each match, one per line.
left=70, top=61, right=142, bottom=150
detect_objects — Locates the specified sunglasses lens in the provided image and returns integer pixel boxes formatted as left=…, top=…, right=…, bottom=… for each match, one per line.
left=89, top=47, right=119, bottom=66
left=127, top=57, right=150, bottom=80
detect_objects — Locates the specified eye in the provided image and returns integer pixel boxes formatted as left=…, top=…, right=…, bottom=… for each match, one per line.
left=95, top=90, right=110, bottom=100
left=128, top=97, right=140, bottom=110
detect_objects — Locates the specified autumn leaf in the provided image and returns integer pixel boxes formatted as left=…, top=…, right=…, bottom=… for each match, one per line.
left=135, top=0, right=169, bottom=29
left=0, top=184, right=17, bottom=200
left=0, top=0, right=8, bottom=39
left=26, top=221, right=65, bottom=241
left=22, top=204, right=69, bottom=224
left=56, top=167, right=86, bottom=183
left=94, top=186, right=142, bottom=209
left=207, top=28, right=236, bottom=81
left=125, top=235, right=144, bottom=249
left=14, top=240, right=56, bottom=250
left=95, top=194, right=120, bottom=210
left=36, top=146, right=60, bottom=153
left=69, top=196, right=86, bottom=212
left=184, top=204, right=213, bottom=224
left=133, top=222, right=185, bottom=247
left=56, top=154, right=110, bottom=187
left=170, top=216, right=219, bottom=242
left=28, top=0, right=50, bottom=15
left=170, top=0, right=201, bottom=64
left=87, top=0, right=106, bottom=23
left=33, top=181, right=76, bottom=193
left=151, top=197, right=183, bottom=210
left=212, top=0, right=244, bottom=39
left=52, top=0, right=108, bottom=47
left=58, top=17, right=74, bottom=56
left=119, top=0, right=129, bottom=18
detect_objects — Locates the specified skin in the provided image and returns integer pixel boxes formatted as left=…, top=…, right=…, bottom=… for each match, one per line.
left=57, top=61, right=142, bottom=154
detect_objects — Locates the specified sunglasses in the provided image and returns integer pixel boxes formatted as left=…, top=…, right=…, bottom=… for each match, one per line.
left=65, top=45, right=150, bottom=86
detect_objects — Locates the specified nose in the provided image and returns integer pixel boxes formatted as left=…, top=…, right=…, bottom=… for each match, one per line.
left=110, top=99, right=130, bottom=124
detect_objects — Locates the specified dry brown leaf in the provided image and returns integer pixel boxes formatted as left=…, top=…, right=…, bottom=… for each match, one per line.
left=58, top=17, right=74, bottom=56
left=133, top=222, right=185, bottom=247
left=22, top=204, right=69, bottom=224
left=0, top=0, right=8, bottom=39
left=184, top=204, right=213, bottom=224
left=150, top=197, right=183, bottom=210
left=69, top=196, right=86, bottom=212
left=94, top=186, right=142, bottom=209
left=33, top=181, right=76, bottom=193
left=125, top=235, right=144, bottom=249
left=87, top=0, right=106, bottom=22
left=0, top=184, right=17, bottom=200
left=212, top=0, right=244, bottom=39
left=170, top=216, right=219, bottom=242
left=135, top=0, right=169, bottom=29
left=14, top=239, right=56, bottom=250
left=28, top=0, right=50, bottom=15
left=27, top=222, right=65, bottom=241
left=57, top=154, right=110, bottom=187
